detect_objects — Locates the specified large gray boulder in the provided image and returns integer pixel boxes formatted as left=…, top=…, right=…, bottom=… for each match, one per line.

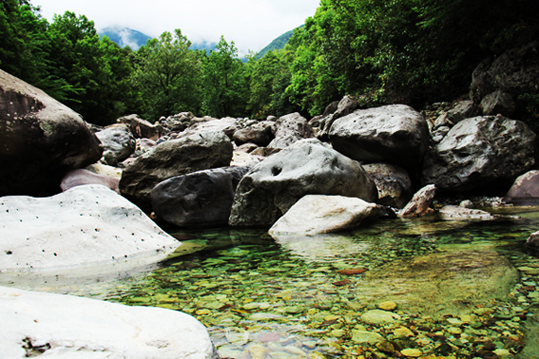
left=317, top=95, right=360, bottom=139
left=229, top=139, right=377, bottom=227
left=95, top=124, right=136, bottom=164
left=0, top=286, right=217, bottom=359
left=328, top=104, right=429, bottom=170
left=267, top=112, right=314, bottom=149
left=504, top=170, right=539, bottom=205
left=151, top=167, right=250, bottom=228
left=422, top=116, right=537, bottom=192
left=118, top=114, right=164, bottom=141
left=232, top=121, right=274, bottom=147
left=119, top=131, right=233, bottom=212
left=0, top=185, right=181, bottom=272
left=0, top=69, right=102, bottom=196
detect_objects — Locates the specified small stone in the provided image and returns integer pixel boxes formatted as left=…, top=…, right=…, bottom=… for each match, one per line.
left=401, top=348, right=423, bottom=357
left=376, top=340, right=395, bottom=353
left=393, top=326, right=415, bottom=338
left=284, top=345, right=307, bottom=356
left=448, top=327, right=463, bottom=335
left=351, top=330, right=384, bottom=344
left=378, top=301, right=397, bottom=311
left=493, top=348, right=512, bottom=357
left=248, top=344, right=270, bottom=359
left=361, top=310, right=401, bottom=325
left=195, top=309, right=211, bottom=315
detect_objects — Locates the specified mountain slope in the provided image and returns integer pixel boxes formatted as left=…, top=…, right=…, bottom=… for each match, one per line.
left=100, top=26, right=152, bottom=50
left=256, top=26, right=302, bottom=59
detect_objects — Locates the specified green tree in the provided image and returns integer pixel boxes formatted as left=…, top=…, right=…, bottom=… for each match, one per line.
left=201, top=36, right=248, bottom=118
left=131, top=29, right=202, bottom=121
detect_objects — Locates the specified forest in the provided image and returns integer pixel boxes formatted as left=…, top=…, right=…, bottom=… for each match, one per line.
left=1, top=0, right=538, bottom=126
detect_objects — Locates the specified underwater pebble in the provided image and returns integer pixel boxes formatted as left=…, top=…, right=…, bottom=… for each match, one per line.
left=400, top=348, right=422, bottom=357
left=378, top=301, right=397, bottom=311
left=361, top=310, right=401, bottom=325
left=393, top=326, right=414, bottom=338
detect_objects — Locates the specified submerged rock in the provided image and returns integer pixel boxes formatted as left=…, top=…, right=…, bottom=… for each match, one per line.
left=0, top=286, right=217, bottom=359
left=438, top=205, right=498, bottom=221
left=356, top=249, right=519, bottom=319
left=0, top=185, right=180, bottom=271
left=269, top=195, right=384, bottom=236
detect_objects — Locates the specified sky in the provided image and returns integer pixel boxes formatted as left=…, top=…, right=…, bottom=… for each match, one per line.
left=31, top=0, right=321, bottom=55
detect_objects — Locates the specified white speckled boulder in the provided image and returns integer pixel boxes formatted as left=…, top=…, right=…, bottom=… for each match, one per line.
left=0, top=185, right=181, bottom=272
left=0, top=286, right=217, bottom=359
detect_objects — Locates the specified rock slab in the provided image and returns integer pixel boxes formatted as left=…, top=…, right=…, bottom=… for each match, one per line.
left=0, top=286, right=217, bottom=359
left=0, top=185, right=181, bottom=272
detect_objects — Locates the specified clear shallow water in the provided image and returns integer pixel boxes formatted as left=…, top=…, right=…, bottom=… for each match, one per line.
left=4, top=210, right=539, bottom=358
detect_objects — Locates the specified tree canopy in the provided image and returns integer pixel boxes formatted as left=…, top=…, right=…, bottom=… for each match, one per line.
left=2, top=0, right=538, bottom=125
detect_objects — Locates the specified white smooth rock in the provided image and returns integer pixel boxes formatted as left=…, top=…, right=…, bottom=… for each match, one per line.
left=269, top=195, right=381, bottom=236
left=0, top=286, right=216, bottom=359
left=0, top=185, right=181, bottom=272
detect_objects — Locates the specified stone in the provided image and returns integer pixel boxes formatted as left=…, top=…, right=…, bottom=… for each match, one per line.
left=393, top=326, right=414, bottom=338
left=401, top=348, right=422, bottom=357
left=233, top=121, right=274, bottom=147
left=118, top=114, right=164, bottom=141
left=0, top=286, right=217, bottom=359
left=505, top=170, right=539, bottom=205
left=328, top=104, right=429, bottom=170
left=399, top=184, right=436, bottom=218
left=119, top=131, right=233, bottom=212
left=445, top=100, right=480, bottom=125
left=351, top=330, right=384, bottom=345
left=470, top=41, right=539, bottom=111
left=356, top=249, right=519, bottom=320
left=229, top=139, right=377, bottom=227
left=267, top=112, right=314, bottom=149
left=86, top=163, right=123, bottom=179
left=438, top=205, right=497, bottom=221
left=95, top=124, right=136, bottom=163
left=268, top=195, right=384, bottom=236
left=481, top=90, right=516, bottom=117
left=0, top=69, right=102, bottom=196
left=422, top=116, right=537, bottom=192
left=0, top=185, right=181, bottom=271
left=317, top=95, right=360, bottom=139
left=363, top=163, right=413, bottom=208
left=60, top=168, right=120, bottom=193
left=360, top=310, right=401, bottom=325
left=378, top=301, right=397, bottom=311
left=151, top=167, right=250, bottom=227
left=527, top=231, right=539, bottom=249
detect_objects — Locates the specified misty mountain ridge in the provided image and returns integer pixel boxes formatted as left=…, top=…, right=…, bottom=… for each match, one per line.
left=99, top=26, right=294, bottom=57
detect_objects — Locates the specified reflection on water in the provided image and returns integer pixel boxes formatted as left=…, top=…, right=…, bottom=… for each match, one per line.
left=3, top=211, right=539, bottom=358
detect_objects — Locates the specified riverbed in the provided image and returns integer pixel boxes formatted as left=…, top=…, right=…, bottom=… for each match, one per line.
left=3, top=209, right=539, bottom=358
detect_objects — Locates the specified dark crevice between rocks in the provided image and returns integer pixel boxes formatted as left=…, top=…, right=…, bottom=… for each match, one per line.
left=22, top=337, right=51, bottom=357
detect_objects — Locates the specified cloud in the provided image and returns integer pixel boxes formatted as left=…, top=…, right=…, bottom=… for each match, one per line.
left=33, top=0, right=320, bottom=54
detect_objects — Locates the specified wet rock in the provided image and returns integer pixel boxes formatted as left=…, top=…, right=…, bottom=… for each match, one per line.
left=422, top=116, right=537, bottom=193
left=119, top=131, right=233, bottom=212
left=0, top=286, right=217, bottom=359
left=60, top=168, right=120, bottom=193
left=351, top=330, right=384, bottom=344
left=268, top=195, right=384, bottom=236
left=0, top=185, right=180, bottom=271
left=229, top=139, right=377, bottom=227
left=328, top=104, right=429, bottom=170
left=356, top=249, right=519, bottom=320
left=151, top=167, right=250, bottom=227
left=361, top=310, right=401, bottom=325
left=95, top=124, right=136, bottom=163
left=526, top=231, right=539, bottom=249
left=0, top=69, right=102, bottom=196
left=399, top=184, right=436, bottom=218
left=118, top=114, right=164, bottom=141
left=438, top=205, right=497, bottom=221
left=268, top=112, right=314, bottom=149
left=505, top=170, right=539, bottom=205
left=363, top=163, right=413, bottom=208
